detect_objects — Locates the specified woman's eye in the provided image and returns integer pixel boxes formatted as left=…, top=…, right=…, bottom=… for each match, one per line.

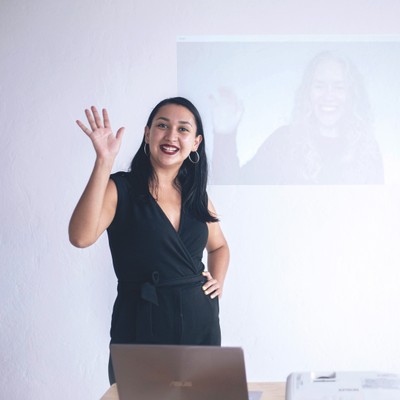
left=158, top=123, right=167, bottom=128
left=179, top=127, right=189, bottom=132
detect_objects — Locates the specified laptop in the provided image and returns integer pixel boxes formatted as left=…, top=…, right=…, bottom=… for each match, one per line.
left=111, top=344, right=250, bottom=400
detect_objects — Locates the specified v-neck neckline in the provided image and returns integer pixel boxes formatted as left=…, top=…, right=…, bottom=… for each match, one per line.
left=149, top=193, right=183, bottom=234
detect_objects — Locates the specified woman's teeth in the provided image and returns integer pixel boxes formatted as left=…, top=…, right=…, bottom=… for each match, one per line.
left=161, top=145, right=179, bottom=154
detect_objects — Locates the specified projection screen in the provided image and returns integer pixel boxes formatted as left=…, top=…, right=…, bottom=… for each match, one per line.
left=177, top=36, right=400, bottom=380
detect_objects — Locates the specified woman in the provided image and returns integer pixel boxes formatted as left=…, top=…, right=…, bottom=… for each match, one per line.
left=212, top=51, right=384, bottom=184
left=69, top=97, right=229, bottom=384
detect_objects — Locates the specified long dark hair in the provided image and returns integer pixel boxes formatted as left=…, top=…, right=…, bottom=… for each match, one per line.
left=290, top=51, right=382, bottom=183
left=128, top=97, right=218, bottom=223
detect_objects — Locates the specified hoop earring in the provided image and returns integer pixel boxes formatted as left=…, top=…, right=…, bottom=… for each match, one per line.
left=143, top=142, right=149, bottom=156
left=188, top=151, right=200, bottom=164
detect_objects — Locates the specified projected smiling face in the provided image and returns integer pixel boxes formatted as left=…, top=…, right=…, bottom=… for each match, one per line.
left=309, top=58, right=349, bottom=133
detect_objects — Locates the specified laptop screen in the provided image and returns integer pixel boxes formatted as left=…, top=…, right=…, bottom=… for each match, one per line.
left=111, top=344, right=249, bottom=400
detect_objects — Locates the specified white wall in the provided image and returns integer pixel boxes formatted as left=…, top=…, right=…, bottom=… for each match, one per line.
left=1, top=1, right=400, bottom=399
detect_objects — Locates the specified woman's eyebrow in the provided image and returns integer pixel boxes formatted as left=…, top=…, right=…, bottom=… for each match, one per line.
left=156, top=116, right=193, bottom=126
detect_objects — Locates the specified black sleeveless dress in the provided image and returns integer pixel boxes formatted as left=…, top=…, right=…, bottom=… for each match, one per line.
left=106, top=172, right=220, bottom=382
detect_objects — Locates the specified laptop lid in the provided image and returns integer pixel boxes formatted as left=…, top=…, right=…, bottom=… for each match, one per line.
left=111, top=344, right=249, bottom=400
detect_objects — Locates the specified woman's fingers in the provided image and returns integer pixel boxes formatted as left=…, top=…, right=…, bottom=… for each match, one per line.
left=76, top=120, right=91, bottom=136
left=83, top=106, right=105, bottom=131
left=115, top=127, right=125, bottom=141
left=78, top=107, right=111, bottom=133
left=103, top=108, right=111, bottom=128
left=91, top=106, right=103, bottom=128
left=85, top=108, right=97, bottom=131
left=76, top=107, right=125, bottom=158
left=205, top=282, right=221, bottom=299
left=202, top=271, right=221, bottom=299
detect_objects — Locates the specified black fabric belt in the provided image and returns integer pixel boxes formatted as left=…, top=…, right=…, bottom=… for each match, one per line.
left=118, top=272, right=206, bottom=306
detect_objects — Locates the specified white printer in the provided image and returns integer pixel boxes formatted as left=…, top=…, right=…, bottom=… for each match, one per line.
left=286, top=371, right=400, bottom=400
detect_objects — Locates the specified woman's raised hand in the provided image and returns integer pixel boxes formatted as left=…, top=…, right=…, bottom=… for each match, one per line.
left=76, top=106, right=125, bottom=160
left=209, top=87, right=244, bottom=136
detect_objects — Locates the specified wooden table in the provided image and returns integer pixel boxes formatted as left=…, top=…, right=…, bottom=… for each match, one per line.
left=100, top=382, right=286, bottom=400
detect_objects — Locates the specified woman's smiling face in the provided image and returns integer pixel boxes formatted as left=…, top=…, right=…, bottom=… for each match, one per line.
left=145, top=104, right=202, bottom=171
left=309, top=58, right=350, bottom=129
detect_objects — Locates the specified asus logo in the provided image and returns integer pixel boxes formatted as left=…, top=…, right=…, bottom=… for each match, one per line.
left=169, top=381, right=193, bottom=387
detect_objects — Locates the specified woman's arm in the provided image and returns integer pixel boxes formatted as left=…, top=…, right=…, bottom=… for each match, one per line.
left=68, top=107, right=124, bottom=248
left=203, top=200, right=230, bottom=299
left=210, top=87, right=243, bottom=184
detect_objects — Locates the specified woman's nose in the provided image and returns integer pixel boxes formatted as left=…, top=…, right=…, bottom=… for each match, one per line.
left=164, top=127, right=178, bottom=141
left=320, top=85, right=334, bottom=100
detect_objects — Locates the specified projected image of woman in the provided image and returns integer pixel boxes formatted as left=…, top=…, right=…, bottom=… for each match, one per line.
left=212, top=51, right=384, bottom=184
left=69, top=97, right=229, bottom=384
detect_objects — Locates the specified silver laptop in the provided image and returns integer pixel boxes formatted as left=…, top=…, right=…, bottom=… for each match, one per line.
left=111, top=344, right=249, bottom=400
